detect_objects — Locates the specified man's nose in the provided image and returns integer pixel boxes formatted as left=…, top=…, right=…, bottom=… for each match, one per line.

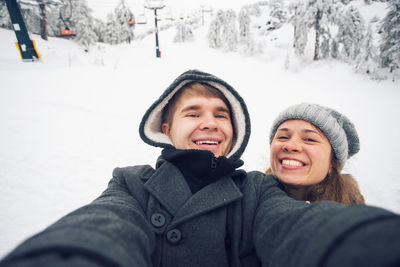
left=200, top=114, right=218, bottom=130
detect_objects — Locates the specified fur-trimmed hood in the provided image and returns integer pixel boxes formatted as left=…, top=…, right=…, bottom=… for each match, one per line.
left=139, top=69, right=251, bottom=161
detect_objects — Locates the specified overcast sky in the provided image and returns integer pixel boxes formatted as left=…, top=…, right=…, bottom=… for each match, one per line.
left=87, top=0, right=252, bottom=20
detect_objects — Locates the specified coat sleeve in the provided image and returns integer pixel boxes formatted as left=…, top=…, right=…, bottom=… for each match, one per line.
left=252, top=173, right=400, bottom=267
left=0, top=168, right=156, bottom=267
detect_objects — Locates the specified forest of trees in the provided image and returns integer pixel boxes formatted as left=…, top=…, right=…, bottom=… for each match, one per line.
left=0, top=0, right=135, bottom=50
left=206, top=0, right=399, bottom=79
left=0, top=0, right=399, bottom=79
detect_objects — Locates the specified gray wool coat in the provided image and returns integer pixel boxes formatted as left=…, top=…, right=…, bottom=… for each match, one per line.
left=2, top=156, right=398, bottom=267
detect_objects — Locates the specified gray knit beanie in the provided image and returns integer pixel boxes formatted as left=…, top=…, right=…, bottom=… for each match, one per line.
left=269, top=103, right=360, bottom=161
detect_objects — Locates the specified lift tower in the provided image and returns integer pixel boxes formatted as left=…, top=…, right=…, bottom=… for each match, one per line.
left=4, top=0, right=41, bottom=61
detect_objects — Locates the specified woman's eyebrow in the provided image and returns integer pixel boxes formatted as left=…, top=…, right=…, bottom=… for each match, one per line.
left=276, top=127, right=289, bottom=132
left=302, top=128, right=324, bottom=137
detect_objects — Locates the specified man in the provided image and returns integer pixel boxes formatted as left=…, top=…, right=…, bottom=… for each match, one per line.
left=1, top=70, right=399, bottom=267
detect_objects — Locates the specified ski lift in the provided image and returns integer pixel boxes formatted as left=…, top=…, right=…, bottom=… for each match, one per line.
left=59, top=27, right=75, bottom=37
left=136, top=13, right=147, bottom=24
left=57, top=0, right=75, bottom=38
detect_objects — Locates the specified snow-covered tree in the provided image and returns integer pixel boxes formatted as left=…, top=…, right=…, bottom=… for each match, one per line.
left=208, top=9, right=224, bottom=48
left=320, top=35, right=330, bottom=58
left=269, top=0, right=287, bottom=26
left=174, top=21, right=194, bottom=42
left=93, top=18, right=106, bottom=43
left=379, top=0, right=400, bottom=73
left=0, top=2, right=12, bottom=29
left=21, top=6, right=41, bottom=35
left=355, top=23, right=379, bottom=76
left=331, top=39, right=339, bottom=58
left=222, top=9, right=238, bottom=51
left=336, top=5, right=365, bottom=61
left=68, top=0, right=97, bottom=50
left=238, top=7, right=255, bottom=55
left=104, top=13, right=123, bottom=45
left=289, top=1, right=308, bottom=55
left=304, top=0, right=343, bottom=60
left=114, top=0, right=135, bottom=43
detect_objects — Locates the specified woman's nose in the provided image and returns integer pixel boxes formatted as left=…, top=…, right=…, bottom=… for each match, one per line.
left=283, top=139, right=302, bottom=152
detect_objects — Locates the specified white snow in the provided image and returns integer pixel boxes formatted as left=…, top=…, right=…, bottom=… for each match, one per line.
left=1, top=1, right=399, bottom=258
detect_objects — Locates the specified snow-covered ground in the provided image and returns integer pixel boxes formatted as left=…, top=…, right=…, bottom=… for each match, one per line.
left=1, top=3, right=399, bottom=257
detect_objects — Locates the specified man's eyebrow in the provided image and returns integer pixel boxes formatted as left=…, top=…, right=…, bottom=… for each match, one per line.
left=180, top=105, right=230, bottom=113
left=216, top=106, right=230, bottom=113
left=180, top=105, right=201, bottom=113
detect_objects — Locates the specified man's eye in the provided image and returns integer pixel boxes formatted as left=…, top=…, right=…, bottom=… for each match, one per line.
left=216, top=114, right=228, bottom=119
left=187, top=114, right=198, bottom=117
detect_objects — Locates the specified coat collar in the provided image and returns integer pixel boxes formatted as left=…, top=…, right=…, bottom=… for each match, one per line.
left=144, top=160, right=243, bottom=227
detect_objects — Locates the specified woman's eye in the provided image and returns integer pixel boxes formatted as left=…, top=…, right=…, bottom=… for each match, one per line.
left=187, top=114, right=198, bottom=117
left=276, top=136, right=288, bottom=140
left=304, top=138, right=316, bottom=142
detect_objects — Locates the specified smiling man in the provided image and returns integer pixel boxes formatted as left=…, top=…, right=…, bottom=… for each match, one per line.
left=1, top=70, right=399, bottom=267
left=161, top=82, right=233, bottom=158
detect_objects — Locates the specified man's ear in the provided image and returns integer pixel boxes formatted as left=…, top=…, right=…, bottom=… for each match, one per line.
left=162, top=123, right=170, bottom=136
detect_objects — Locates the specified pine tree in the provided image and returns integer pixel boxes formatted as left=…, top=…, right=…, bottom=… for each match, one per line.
left=320, top=36, right=330, bottom=58
left=114, top=0, right=135, bottom=43
left=21, top=6, right=41, bottom=35
left=208, top=10, right=224, bottom=48
left=222, top=9, right=238, bottom=51
left=104, top=13, right=123, bottom=45
left=355, top=23, right=379, bottom=76
left=269, top=0, right=287, bottom=26
left=336, top=5, right=365, bottom=61
left=331, top=39, right=339, bottom=58
left=174, top=21, right=194, bottom=42
left=379, top=0, right=400, bottom=73
left=289, top=1, right=308, bottom=56
left=238, top=7, right=256, bottom=55
left=71, top=0, right=97, bottom=50
left=0, top=2, right=12, bottom=29
left=305, top=0, right=342, bottom=60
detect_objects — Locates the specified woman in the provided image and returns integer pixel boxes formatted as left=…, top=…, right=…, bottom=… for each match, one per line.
left=266, top=103, right=365, bottom=205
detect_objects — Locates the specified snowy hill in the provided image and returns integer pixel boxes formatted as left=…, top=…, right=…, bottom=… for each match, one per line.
left=1, top=0, right=399, bottom=258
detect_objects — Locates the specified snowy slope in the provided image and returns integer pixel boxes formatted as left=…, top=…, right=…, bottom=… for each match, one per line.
left=1, top=1, right=399, bottom=257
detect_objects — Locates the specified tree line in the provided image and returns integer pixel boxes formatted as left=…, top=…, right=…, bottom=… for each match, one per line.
left=206, top=0, right=399, bottom=80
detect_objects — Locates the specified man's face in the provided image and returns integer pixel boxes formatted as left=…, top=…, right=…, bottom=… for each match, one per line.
left=162, top=92, right=233, bottom=157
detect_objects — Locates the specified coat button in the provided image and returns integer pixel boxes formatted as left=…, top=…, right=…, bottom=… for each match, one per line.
left=166, top=229, right=181, bottom=244
left=151, top=213, right=166, bottom=228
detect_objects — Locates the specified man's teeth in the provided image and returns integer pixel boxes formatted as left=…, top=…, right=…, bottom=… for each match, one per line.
left=282, top=159, right=303, bottom=167
left=195, top=140, right=219, bottom=145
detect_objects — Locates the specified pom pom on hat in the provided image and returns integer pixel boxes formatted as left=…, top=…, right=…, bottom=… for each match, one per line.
left=269, top=103, right=360, bottom=161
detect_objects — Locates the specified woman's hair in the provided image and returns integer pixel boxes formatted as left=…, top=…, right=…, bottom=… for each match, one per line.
left=266, top=157, right=365, bottom=205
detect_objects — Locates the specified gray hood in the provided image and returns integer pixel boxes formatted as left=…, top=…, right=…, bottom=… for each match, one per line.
left=139, top=69, right=251, bottom=161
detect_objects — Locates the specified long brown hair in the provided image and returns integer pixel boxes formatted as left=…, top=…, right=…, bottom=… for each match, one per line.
left=266, top=158, right=365, bottom=205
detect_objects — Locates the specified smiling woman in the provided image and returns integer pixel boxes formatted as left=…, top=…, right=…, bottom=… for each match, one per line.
left=266, top=103, right=365, bottom=205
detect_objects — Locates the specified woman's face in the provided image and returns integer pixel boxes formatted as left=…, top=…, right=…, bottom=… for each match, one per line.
left=270, top=120, right=332, bottom=187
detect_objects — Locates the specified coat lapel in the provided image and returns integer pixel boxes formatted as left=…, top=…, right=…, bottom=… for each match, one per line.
left=171, top=175, right=243, bottom=227
left=145, top=160, right=243, bottom=227
left=144, top=161, right=192, bottom=215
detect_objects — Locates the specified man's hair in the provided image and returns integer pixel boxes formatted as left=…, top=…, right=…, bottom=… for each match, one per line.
left=162, top=82, right=232, bottom=126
